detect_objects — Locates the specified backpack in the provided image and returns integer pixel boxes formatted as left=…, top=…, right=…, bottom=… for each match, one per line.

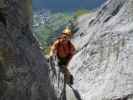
left=56, top=39, right=75, bottom=59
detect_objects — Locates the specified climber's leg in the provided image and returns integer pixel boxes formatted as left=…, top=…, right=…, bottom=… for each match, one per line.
left=70, top=74, right=74, bottom=85
left=64, top=67, right=73, bottom=85
left=58, top=57, right=74, bottom=85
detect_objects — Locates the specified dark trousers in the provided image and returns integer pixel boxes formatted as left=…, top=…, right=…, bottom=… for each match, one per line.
left=58, top=57, right=73, bottom=85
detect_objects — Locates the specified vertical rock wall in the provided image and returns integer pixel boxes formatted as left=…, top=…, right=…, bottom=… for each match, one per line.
left=70, top=0, right=133, bottom=100
left=0, top=0, right=57, bottom=100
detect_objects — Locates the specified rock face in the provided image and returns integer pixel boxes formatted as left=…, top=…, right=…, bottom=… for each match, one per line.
left=48, top=56, right=81, bottom=100
left=48, top=57, right=65, bottom=100
left=1, top=0, right=133, bottom=100
left=69, top=0, right=133, bottom=100
left=0, top=0, right=57, bottom=100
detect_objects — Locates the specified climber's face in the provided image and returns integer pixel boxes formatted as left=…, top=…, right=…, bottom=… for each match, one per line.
left=63, top=33, right=71, bottom=39
left=61, top=33, right=69, bottom=39
left=66, top=35, right=71, bottom=39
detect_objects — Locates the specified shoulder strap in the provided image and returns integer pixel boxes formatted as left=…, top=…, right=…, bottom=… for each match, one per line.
left=56, top=39, right=63, bottom=57
left=67, top=40, right=75, bottom=54
left=67, top=40, right=73, bottom=50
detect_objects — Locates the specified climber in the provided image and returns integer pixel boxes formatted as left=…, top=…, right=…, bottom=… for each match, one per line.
left=49, top=26, right=76, bottom=85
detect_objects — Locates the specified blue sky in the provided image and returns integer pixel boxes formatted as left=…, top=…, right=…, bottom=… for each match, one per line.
left=32, top=0, right=106, bottom=12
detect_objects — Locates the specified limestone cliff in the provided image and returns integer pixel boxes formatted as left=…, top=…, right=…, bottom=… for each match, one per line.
left=0, top=0, right=57, bottom=100
left=69, top=0, right=133, bottom=100
left=1, top=0, right=133, bottom=100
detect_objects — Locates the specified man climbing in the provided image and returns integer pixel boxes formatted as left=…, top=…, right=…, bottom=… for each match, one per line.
left=49, top=27, right=76, bottom=85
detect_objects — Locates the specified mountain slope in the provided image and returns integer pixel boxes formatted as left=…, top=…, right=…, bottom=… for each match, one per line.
left=69, top=0, right=133, bottom=100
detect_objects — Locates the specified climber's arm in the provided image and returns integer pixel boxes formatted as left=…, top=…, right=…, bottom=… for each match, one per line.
left=67, top=42, right=76, bottom=60
left=49, top=40, right=59, bottom=57
left=71, top=43, right=76, bottom=54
